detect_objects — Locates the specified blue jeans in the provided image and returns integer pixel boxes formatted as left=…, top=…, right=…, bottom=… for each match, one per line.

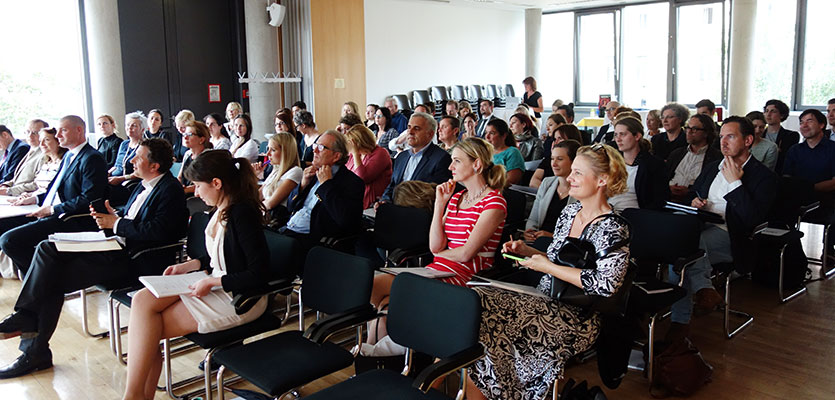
left=668, top=224, right=733, bottom=324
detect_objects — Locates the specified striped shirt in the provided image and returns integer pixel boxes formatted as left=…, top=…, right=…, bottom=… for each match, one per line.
left=427, top=190, right=507, bottom=286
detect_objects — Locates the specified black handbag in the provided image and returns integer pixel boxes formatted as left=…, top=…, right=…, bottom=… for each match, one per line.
left=550, top=213, right=631, bottom=314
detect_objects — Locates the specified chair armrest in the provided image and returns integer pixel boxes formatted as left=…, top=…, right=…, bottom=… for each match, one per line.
left=319, top=234, right=362, bottom=249
left=386, top=247, right=433, bottom=268
left=231, top=278, right=295, bottom=315
left=798, top=201, right=821, bottom=226
left=129, top=241, right=185, bottom=260
left=59, top=213, right=93, bottom=222
left=672, top=249, right=705, bottom=276
left=411, top=344, right=485, bottom=393
left=303, top=304, right=377, bottom=343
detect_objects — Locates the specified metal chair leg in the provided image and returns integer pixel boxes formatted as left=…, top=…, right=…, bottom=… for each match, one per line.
left=647, top=314, right=656, bottom=384
left=79, top=288, right=110, bottom=338
left=822, top=225, right=835, bottom=278
left=723, top=274, right=753, bottom=339
left=778, top=243, right=807, bottom=303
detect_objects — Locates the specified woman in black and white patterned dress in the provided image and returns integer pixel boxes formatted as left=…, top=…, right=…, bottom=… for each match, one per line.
left=468, top=144, right=631, bottom=400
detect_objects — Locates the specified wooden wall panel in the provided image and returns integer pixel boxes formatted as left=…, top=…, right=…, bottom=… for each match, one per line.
left=310, top=0, right=366, bottom=130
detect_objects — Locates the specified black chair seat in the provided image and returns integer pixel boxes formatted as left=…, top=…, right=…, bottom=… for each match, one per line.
left=95, top=276, right=140, bottom=292
left=628, top=282, right=687, bottom=315
left=305, top=369, right=449, bottom=400
left=214, top=330, right=354, bottom=396
left=110, top=287, right=137, bottom=307
left=713, top=261, right=735, bottom=275
left=185, top=312, right=281, bottom=349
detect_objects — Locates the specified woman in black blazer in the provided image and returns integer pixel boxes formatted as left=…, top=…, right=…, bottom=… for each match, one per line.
left=123, top=150, right=268, bottom=400
left=610, top=116, right=670, bottom=211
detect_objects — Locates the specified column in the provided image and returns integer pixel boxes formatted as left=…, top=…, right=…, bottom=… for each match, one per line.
left=84, top=0, right=126, bottom=138
left=244, top=0, right=282, bottom=141
left=525, top=8, right=543, bottom=80
left=726, top=0, right=757, bottom=115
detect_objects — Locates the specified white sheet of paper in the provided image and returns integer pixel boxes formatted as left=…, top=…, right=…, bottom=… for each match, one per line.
left=466, top=276, right=550, bottom=298
left=54, top=239, right=122, bottom=252
left=139, top=272, right=210, bottom=298
left=381, top=267, right=455, bottom=279
left=49, top=231, right=109, bottom=242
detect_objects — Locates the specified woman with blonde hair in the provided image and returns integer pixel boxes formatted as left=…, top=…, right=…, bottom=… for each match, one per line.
left=367, top=137, right=508, bottom=345
left=342, top=101, right=360, bottom=117
left=178, top=121, right=214, bottom=194
left=224, top=101, right=243, bottom=133
left=344, top=124, right=393, bottom=208
left=469, top=143, right=631, bottom=400
left=96, top=114, right=123, bottom=169
left=393, top=180, right=436, bottom=211
left=260, top=132, right=302, bottom=227
left=458, top=100, right=473, bottom=120
left=171, top=110, right=195, bottom=161
left=646, top=109, right=662, bottom=137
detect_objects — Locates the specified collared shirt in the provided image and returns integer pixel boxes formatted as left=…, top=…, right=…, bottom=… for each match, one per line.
left=44, top=143, right=85, bottom=207
left=286, top=165, right=340, bottom=234
left=403, top=143, right=430, bottom=181
left=670, top=144, right=709, bottom=187
left=112, top=173, right=165, bottom=234
left=705, top=155, right=751, bottom=226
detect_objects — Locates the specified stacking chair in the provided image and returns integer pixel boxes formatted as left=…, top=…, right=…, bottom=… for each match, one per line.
left=392, top=94, right=412, bottom=112
left=430, top=86, right=448, bottom=102
left=450, top=85, right=466, bottom=100
left=213, top=246, right=376, bottom=400
left=412, top=90, right=431, bottom=107
left=374, top=203, right=432, bottom=268
left=304, top=273, right=483, bottom=400
left=468, top=85, right=484, bottom=101
left=503, top=84, right=515, bottom=97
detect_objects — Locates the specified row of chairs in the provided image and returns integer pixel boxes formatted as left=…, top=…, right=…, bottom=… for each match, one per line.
left=391, top=83, right=515, bottom=114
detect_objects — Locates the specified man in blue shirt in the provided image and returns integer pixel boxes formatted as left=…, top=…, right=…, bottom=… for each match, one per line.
left=0, top=125, right=31, bottom=183
left=385, top=97, right=409, bottom=133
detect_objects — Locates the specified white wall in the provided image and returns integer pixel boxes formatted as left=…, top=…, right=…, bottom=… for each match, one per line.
left=364, top=0, right=525, bottom=105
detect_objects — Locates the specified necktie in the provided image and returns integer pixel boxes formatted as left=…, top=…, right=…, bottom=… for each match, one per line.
left=44, top=152, right=76, bottom=206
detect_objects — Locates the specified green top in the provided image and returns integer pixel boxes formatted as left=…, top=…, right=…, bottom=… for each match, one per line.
left=493, top=146, right=525, bottom=172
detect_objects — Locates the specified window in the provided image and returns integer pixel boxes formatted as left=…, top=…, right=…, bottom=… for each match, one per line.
left=799, top=0, right=835, bottom=106
left=0, top=1, right=86, bottom=133
left=538, top=12, right=574, bottom=107
left=576, top=12, right=616, bottom=104
left=675, top=2, right=725, bottom=104
left=620, top=2, right=669, bottom=108
left=751, top=0, right=797, bottom=108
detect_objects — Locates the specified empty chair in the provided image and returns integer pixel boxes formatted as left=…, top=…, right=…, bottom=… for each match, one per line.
left=412, top=90, right=431, bottom=107
left=503, top=84, right=515, bottom=97
left=468, top=85, right=484, bottom=100
left=374, top=203, right=433, bottom=267
left=451, top=85, right=466, bottom=100
left=430, top=86, right=449, bottom=102
left=392, top=94, right=411, bottom=112
left=485, top=84, right=499, bottom=99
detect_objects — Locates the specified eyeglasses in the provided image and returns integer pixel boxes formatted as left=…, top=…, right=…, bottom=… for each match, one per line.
left=312, top=143, right=331, bottom=152
left=685, top=126, right=704, bottom=132
left=183, top=132, right=195, bottom=137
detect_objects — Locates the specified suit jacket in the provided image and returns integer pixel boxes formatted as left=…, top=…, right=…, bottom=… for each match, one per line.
left=117, top=172, right=189, bottom=274
left=197, top=203, right=270, bottom=296
left=475, top=114, right=498, bottom=138
left=38, top=143, right=108, bottom=217
left=666, top=145, right=723, bottom=185
left=634, top=151, right=670, bottom=210
left=593, top=124, right=614, bottom=144
left=526, top=176, right=576, bottom=231
left=0, top=139, right=31, bottom=183
left=288, top=165, right=364, bottom=244
left=381, top=143, right=452, bottom=201
left=770, top=126, right=799, bottom=173
left=5, top=147, right=43, bottom=190
left=688, top=157, right=777, bottom=274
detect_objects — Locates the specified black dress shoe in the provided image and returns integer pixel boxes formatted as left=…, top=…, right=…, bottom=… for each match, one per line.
left=0, top=352, right=53, bottom=379
left=0, top=312, right=38, bottom=340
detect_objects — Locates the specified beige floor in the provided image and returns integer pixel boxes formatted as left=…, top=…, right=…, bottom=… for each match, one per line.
left=0, top=223, right=834, bottom=399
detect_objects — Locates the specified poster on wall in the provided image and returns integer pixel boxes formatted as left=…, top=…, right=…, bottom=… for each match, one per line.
left=208, top=84, right=221, bottom=103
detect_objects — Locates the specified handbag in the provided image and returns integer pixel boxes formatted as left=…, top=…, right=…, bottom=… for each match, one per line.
left=550, top=213, right=631, bottom=314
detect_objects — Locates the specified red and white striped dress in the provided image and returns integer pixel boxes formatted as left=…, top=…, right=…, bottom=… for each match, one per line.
left=427, top=189, right=507, bottom=286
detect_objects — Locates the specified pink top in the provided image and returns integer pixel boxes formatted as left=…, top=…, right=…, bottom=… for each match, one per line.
left=427, top=190, right=507, bottom=286
left=346, top=146, right=393, bottom=208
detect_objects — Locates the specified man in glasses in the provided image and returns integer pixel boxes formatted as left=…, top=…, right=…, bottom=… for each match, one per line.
left=592, top=100, right=620, bottom=144
left=0, top=119, right=47, bottom=192
left=283, top=130, right=364, bottom=256
left=667, top=114, right=722, bottom=202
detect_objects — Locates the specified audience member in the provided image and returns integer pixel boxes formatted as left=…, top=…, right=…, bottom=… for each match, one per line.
left=337, top=114, right=363, bottom=134
left=646, top=109, right=662, bottom=137
left=610, top=116, right=669, bottom=210
left=0, top=120, right=46, bottom=193
left=294, top=110, right=320, bottom=166
left=515, top=104, right=539, bottom=128
left=541, top=112, right=567, bottom=149
left=444, top=99, right=459, bottom=118
left=372, top=106, right=399, bottom=156
left=283, top=130, right=364, bottom=253
left=461, top=112, right=479, bottom=140
left=259, top=132, right=302, bottom=228
left=392, top=180, right=436, bottom=211
left=342, top=101, right=360, bottom=117
left=485, top=119, right=525, bottom=185
left=530, top=124, right=583, bottom=188
left=509, top=112, right=543, bottom=161
left=380, top=112, right=451, bottom=202
left=695, top=99, right=716, bottom=118
left=121, top=149, right=264, bottom=399
left=592, top=100, right=620, bottom=144
left=2, top=127, right=65, bottom=197
left=365, top=103, right=379, bottom=131
left=458, top=100, right=473, bottom=120
left=204, top=113, right=232, bottom=151
left=551, top=99, right=564, bottom=112
left=745, top=111, right=778, bottom=170
left=826, top=98, right=835, bottom=140
left=782, top=109, right=835, bottom=195
left=143, top=109, right=173, bottom=149
left=291, top=100, right=306, bottom=117
left=556, top=103, right=576, bottom=125
left=109, top=112, right=145, bottom=205
left=524, top=140, right=581, bottom=241
left=522, top=76, right=544, bottom=118
left=229, top=114, right=258, bottom=163
left=667, top=114, right=722, bottom=201
left=344, top=124, right=393, bottom=209
left=95, top=115, right=122, bottom=169
left=475, top=99, right=497, bottom=138
left=471, top=143, right=630, bottom=400
left=367, top=137, right=508, bottom=344
left=668, top=116, right=776, bottom=339
left=0, top=115, right=108, bottom=274
left=384, top=97, right=408, bottom=133
left=0, top=125, right=31, bottom=183
left=170, top=110, right=193, bottom=161
left=178, top=121, right=213, bottom=194
left=762, top=99, right=799, bottom=173
left=225, top=102, right=244, bottom=132
left=651, top=102, right=689, bottom=161
left=437, top=115, right=460, bottom=153
left=274, top=110, right=300, bottom=146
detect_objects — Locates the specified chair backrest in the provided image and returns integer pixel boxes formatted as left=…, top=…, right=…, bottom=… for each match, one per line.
left=186, top=196, right=210, bottom=216
left=451, top=85, right=466, bottom=100
left=392, top=94, right=411, bottom=111
left=186, top=212, right=211, bottom=260
left=468, top=85, right=484, bottom=100
left=373, top=203, right=432, bottom=251
left=259, top=140, right=268, bottom=154
left=430, top=86, right=449, bottom=101
left=485, top=84, right=499, bottom=99
left=388, top=273, right=481, bottom=359
left=412, top=90, right=431, bottom=106
left=170, top=162, right=183, bottom=178
left=772, top=176, right=816, bottom=226
left=503, top=84, right=515, bottom=97
left=301, top=246, right=374, bottom=315
left=621, top=208, right=701, bottom=266
left=502, top=188, right=527, bottom=233
left=264, top=229, right=303, bottom=279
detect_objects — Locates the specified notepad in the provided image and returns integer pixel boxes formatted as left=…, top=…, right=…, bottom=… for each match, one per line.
left=49, top=231, right=123, bottom=252
left=466, top=276, right=550, bottom=299
left=381, top=267, right=456, bottom=279
left=634, top=281, right=675, bottom=295
left=139, top=272, right=215, bottom=298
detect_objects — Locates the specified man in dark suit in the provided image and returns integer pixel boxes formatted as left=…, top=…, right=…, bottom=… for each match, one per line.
left=0, top=115, right=109, bottom=273
left=0, top=138, right=188, bottom=378
left=666, top=116, right=776, bottom=338
left=0, top=125, right=31, bottom=183
left=825, top=98, right=834, bottom=141
left=380, top=112, right=452, bottom=202
left=592, top=100, right=620, bottom=144
left=284, top=130, right=364, bottom=254
left=475, top=99, right=498, bottom=138
left=763, top=99, right=800, bottom=173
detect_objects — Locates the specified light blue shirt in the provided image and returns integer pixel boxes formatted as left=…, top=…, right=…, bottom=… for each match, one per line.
left=403, top=143, right=430, bottom=182
left=285, top=165, right=340, bottom=234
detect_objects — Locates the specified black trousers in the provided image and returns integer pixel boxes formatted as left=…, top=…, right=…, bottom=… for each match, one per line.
left=14, top=241, right=133, bottom=357
left=0, top=214, right=99, bottom=275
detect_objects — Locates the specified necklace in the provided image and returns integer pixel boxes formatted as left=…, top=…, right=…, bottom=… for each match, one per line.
left=461, top=185, right=488, bottom=207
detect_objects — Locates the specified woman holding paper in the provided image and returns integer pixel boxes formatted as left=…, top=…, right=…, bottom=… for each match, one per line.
left=123, top=150, right=269, bottom=400
left=467, top=143, right=631, bottom=400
